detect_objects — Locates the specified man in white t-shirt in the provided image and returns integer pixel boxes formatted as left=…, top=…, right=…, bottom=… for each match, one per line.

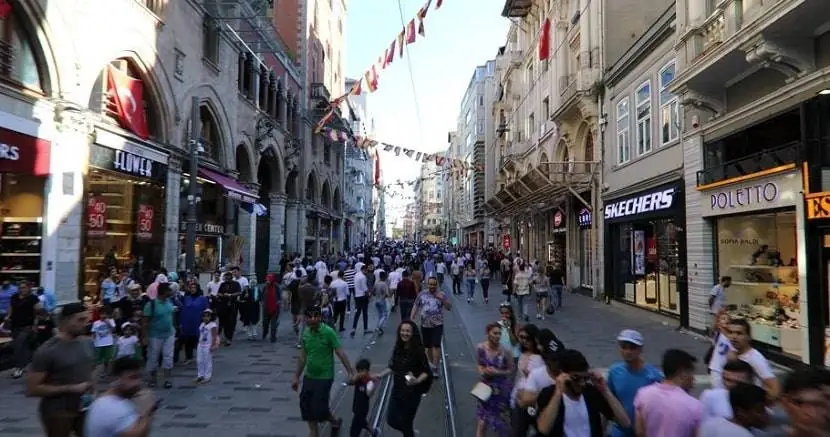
left=709, top=276, right=731, bottom=332
left=232, top=266, right=249, bottom=291
left=205, top=272, right=222, bottom=297
left=700, top=359, right=755, bottom=419
left=85, top=357, right=156, bottom=437
left=698, top=383, right=769, bottom=437
left=728, top=318, right=779, bottom=399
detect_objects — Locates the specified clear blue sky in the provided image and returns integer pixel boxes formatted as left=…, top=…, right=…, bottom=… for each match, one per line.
left=345, top=0, right=509, bottom=217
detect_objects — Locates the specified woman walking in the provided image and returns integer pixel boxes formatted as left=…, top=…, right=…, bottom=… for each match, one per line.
left=375, top=321, right=431, bottom=437
left=512, top=263, right=531, bottom=321
left=498, top=304, right=520, bottom=370
left=532, top=269, right=550, bottom=320
left=480, top=263, right=491, bottom=305
left=510, top=324, right=543, bottom=437
left=475, top=322, right=514, bottom=437
left=176, top=282, right=208, bottom=365
left=464, top=262, right=477, bottom=303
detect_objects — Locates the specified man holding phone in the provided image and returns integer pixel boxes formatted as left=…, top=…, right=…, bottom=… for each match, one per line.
left=85, top=356, right=157, bottom=437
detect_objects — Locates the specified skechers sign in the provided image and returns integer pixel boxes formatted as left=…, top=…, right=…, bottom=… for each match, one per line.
left=604, top=188, right=677, bottom=221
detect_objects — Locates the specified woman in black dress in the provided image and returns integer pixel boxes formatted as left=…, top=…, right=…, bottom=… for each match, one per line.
left=374, top=320, right=431, bottom=437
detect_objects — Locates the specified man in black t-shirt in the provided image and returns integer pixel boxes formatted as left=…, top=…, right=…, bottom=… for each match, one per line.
left=535, top=349, right=630, bottom=437
left=6, top=281, right=41, bottom=378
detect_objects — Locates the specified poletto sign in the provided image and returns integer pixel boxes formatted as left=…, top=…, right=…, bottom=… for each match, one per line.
left=700, top=171, right=800, bottom=218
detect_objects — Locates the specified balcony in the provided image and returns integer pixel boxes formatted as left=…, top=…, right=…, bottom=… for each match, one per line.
left=507, top=50, right=523, bottom=67
left=310, top=82, right=330, bottom=102
left=501, top=0, right=531, bottom=17
left=695, top=141, right=799, bottom=187
left=672, top=0, right=824, bottom=104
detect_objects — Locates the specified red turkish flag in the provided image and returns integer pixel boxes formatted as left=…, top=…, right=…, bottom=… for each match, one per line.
left=0, top=0, right=11, bottom=19
left=539, top=18, right=552, bottom=61
left=107, top=65, right=150, bottom=139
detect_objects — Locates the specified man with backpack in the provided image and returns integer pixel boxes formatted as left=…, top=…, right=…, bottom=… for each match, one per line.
left=143, top=282, right=176, bottom=388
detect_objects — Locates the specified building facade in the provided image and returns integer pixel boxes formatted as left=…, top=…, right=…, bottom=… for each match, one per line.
left=672, top=0, right=829, bottom=366
left=416, top=158, right=447, bottom=240
left=342, top=77, right=374, bottom=250
left=487, top=0, right=601, bottom=292
left=600, top=0, right=688, bottom=322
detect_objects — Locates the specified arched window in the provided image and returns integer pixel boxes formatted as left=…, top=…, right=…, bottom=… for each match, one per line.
left=0, top=8, right=47, bottom=93
left=88, top=58, right=162, bottom=140
left=199, top=105, right=222, bottom=163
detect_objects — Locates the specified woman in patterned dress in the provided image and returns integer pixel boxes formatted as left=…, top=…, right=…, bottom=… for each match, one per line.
left=476, top=322, right=514, bottom=437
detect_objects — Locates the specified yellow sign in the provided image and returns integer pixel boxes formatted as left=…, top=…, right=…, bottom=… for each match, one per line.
left=805, top=191, right=830, bottom=219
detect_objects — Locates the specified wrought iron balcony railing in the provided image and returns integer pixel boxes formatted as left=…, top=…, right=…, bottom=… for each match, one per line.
left=696, top=141, right=799, bottom=187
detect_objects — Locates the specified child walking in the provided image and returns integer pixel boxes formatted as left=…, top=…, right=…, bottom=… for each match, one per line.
left=349, top=358, right=379, bottom=437
left=196, top=309, right=219, bottom=384
left=91, top=307, right=116, bottom=379
left=116, top=322, right=141, bottom=360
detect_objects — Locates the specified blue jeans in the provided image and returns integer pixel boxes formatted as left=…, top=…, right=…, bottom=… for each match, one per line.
left=465, top=279, right=476, bottom=299
left=375, top=300, right=389, bottom=330
left=551, top=285, right=563, bottom=308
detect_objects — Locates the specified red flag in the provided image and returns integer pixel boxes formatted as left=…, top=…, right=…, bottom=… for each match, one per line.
left=397, top=30, right=405, bottom=57
left=107, top=65, right=150, bottom=139
left=385, top=40, right=396, bottom=66
left=350, top=79, right=362, bottom=96
left=314, top=108, right=334, bottom=133
left=365, top=66, right=378, bottom=92
left=381, top=49, right=389, bottom=69
left=418, top=21, right=425, bottom=37
left=405, top=19, right=417, bottom=44
left=417, top=0, right=431, bottom=19
left=436, top=0, right=443, bottom=8
left=539, top=18, right=551, bottom=61
left=0, top=0, right=11, bottom=19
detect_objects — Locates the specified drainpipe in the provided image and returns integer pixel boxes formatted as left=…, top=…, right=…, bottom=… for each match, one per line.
left=593, top=0, right=606, bottom=301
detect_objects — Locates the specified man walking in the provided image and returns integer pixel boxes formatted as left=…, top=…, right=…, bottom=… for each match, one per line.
left=292, top=306, right=354, bottom=437
left=350, top=264, right=370, bottom=337
left=396, top=270, right=417, bottom=322
left=411, top=276, right=451, bottom=373
left=27, top=302, right=94, bottom=437
left=85, top=357, right=157, bottom=437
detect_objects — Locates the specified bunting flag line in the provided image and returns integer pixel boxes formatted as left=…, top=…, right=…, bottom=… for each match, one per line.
left=319, top=127, right=484, bottom=174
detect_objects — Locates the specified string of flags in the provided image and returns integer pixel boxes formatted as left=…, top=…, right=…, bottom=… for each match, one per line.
left=321, top=126, right=483, bottom=175
left=315, top=0, right=444, bottom=134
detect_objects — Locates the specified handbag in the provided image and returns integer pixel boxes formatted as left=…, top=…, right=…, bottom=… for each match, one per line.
left=470, top=381, right=493, bottom=402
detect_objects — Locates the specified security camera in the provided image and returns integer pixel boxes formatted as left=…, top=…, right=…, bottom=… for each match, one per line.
left=691, top=115, right=699, bottom=129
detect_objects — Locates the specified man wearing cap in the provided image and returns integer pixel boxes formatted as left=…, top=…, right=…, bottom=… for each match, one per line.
left=606, top=329, right=663, bottom=437
left=292, top=306, right=354, bottom=437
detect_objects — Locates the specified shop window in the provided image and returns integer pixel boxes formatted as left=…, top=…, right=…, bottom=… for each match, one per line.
left=617, top=219, right=682, bottom=315
left=0, top=174, right=46, bottom=286
left=635, top=80, right=652, bottom=156
left=83, top=169, right=165, bottom=298
left=0, top=9, right=46, bottom=93
left=716, top=211, right=801, bottom=358
left=616, top=98, right=630, bottom=164
left=179, top=175, right=225, bottom=274
left=659, top=61, right=679, bottom=144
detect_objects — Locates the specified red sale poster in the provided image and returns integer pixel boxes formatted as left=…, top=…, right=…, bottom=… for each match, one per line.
left=137, top=204, right=154, bottom=240
left=87, top=197, right=106, bottom=237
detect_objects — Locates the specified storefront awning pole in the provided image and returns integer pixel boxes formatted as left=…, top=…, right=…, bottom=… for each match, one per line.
left=568, top=186, right=592, bottom=211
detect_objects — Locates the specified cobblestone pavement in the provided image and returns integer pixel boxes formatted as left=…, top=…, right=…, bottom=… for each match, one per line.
left=0, top=309, right=382, bottom=437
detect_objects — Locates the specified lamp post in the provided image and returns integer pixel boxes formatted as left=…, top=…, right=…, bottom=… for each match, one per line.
left=185, top=96, right=202, bottom=272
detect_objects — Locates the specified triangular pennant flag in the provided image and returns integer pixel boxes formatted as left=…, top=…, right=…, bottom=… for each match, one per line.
left=397, top=30, right=405, bottom=58
left=350, top=78, right=362, bottom=96
left=404, top=149, right=415, bottom=158
left=436, top=156, right=445, bottom=166
left=385, top=40, right=396, bottom=66
left=314, top=108, right=334, bottom=134
left=436, top=0, right=443, bottom=9
left=417, top=0, right=432, bottom=19
left=382, top=49, right=389, bottom=69
left=415, top=152, right=422, bottom=161
left=418, top=20, right=425, bottom=37
left=405, top=19, right=417, bottom=44
left=365, top=66, right=379, bottom=92
left=423, top=154, right=432, bottom=162
left=383, top=144, right=394, bottom=152
left=394, top=147, right=401, bottom=156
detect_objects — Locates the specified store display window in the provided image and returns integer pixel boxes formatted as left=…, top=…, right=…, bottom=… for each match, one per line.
left=83, top=169, right=165, bottom=298
left=179, top=177, right=226, bottom=273
left=616, top=219, right=682, bottom=315
left=0, top=174, right=45, bottom=285
left=715, top=211, right=801, bottom=358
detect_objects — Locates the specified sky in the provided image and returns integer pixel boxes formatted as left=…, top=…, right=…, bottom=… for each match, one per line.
left=344, top=0, right=510, bottom=224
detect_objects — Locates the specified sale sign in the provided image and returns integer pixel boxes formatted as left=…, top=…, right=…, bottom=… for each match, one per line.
left=502, top=235, right=511, bottom=249
left=87, top=197, right=106, bottom=237
left=137, top=204, right=154, bottom=240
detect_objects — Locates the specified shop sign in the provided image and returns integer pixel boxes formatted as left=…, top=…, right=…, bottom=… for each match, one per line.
left=805, top=191, right=830, bottom=220
left=180, top=222, right=225, bottom=235
left=113, top=150, right=154, bottom=178
left=89, top=143, right=168, bottom=182
left=0, top=127, right=51, bottom=176
left=502, top=235, right=511, bottom=249
left=604, top=186, right=677, bottom=221
left=552, top=210, right=566, bottom=234
left=87, top=197, right=106, bottom=237
left=701, top=171, right=800, bottom=218
left=578, top=208, right=592, bottom=228
left=137, top=204, right=154, bottom=240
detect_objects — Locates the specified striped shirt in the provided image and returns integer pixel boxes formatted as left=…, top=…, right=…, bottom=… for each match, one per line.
left=343, top=268, right=356, bottom=289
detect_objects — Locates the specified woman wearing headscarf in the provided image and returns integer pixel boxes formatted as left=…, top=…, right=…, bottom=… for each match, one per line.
left=239, top=277, right=261, bottom=340
left=145, top=273, right=168, bottom=300
left=261, top=273, right=280, bottom=343
left=176, top=281, right=208, bottom=364
left=374, top=320, right=431, bottom=437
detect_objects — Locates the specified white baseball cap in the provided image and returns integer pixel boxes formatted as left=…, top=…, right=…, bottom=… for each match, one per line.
left=617, top=329, right=644, bottom=346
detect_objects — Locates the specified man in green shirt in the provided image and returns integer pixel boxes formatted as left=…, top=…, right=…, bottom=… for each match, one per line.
left=292, top=306, right=354, bottom=437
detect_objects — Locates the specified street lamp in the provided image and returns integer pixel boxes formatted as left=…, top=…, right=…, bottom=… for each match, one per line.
left=184, top=96, right=204, bottom=273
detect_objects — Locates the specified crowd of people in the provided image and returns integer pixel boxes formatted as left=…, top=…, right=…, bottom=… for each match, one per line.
left=2, top=240, right=830, bottom=437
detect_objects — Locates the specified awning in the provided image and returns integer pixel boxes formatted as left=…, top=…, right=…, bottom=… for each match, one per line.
left=198, top=167, right=258, bottom=204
